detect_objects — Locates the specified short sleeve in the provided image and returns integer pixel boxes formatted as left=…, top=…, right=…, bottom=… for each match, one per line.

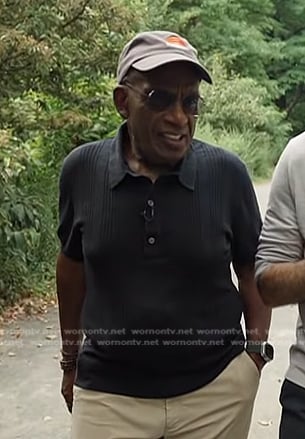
left=57, top=152, right=83, bottom=261
left=231, top=161, right=262, bottom=266
left=255, top=141, right=304, bottom=278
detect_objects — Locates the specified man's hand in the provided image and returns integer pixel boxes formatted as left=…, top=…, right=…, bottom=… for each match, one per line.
left=61, top=369, right=76, bottom=413
left=248, top=352, right=265, bottom=374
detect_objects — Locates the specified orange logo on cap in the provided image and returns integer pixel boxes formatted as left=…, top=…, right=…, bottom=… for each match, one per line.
left=165, top=35, right=188, bottom=47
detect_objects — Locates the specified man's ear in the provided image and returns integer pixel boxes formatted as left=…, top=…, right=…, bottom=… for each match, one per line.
left=113, top=86, right=129, bottom=119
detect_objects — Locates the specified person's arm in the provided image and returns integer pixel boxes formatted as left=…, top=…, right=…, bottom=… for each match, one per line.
left=255, top=139, right=305, bottom=307
left=231, top=159, right=272, bottom=369
left=56, top=252, right=86, bottom=413
left=235, top=263, right=272, bottom=369
left=56, top=252, right=86, bottom=358
left=56, top=149, right=85, bottom=412
left=257, top=261, right=305, bottom=307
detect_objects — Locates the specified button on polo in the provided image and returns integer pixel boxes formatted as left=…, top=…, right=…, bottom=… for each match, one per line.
left=148, top=236, right=156, bottom=245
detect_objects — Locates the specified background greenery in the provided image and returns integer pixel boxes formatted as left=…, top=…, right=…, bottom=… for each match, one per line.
left=1, top=0, right=304, bottom=308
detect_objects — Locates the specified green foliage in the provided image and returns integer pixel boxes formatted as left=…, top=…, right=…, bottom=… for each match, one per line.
left=0, top=131, right=41, bottom=307
left=196, top=123, right=272, bottom=178
left=0, top=0, right=143, bottom=98
left=144, top=0, right=280, bottom=82
left=144, top=0, right=303, bottom=135
left=0, top=0, right=142, bottom=309
left=0, top=0, right=303, bottom=309
left=196, top=57, right=290, bottom=176
left=269, top=0, right=305, bottom=133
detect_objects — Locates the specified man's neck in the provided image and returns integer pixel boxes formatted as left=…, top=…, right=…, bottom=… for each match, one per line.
left=123, top=141, right=178, bottom=184
left=126, top=151, right=164, bottom=183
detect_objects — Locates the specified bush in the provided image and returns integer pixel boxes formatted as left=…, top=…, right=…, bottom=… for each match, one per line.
left=196, top=56, right=291, bottom=177
left=0, top=75, right=121, bottom=310
left=195, top=123, right=271, bottom=178
left=0, top=131, right=41, bottom=308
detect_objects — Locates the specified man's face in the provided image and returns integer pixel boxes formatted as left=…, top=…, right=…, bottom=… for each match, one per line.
left=119, top=62, right=201, bottom=167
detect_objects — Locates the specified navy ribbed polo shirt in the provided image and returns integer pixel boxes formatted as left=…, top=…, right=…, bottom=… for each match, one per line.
left=58, top=123, right=261, bottom=397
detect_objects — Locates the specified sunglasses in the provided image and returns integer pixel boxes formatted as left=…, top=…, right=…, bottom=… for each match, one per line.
left=123, top=80, right=203, bottom=116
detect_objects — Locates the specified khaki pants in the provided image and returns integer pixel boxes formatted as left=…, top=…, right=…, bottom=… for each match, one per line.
left=71, top=351, right=260, bottom=439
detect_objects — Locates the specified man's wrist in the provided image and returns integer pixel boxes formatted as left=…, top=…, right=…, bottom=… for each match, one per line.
left=60, top=358, right=77, bottom=372
left=245, top=340, right=274, bottom=362
left=60, top=347, right=79, bottom=371
left=61, top=348, right=79, bottom=358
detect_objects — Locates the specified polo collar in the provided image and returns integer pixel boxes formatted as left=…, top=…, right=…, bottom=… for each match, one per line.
left=108, top=123, right=196, bottom=190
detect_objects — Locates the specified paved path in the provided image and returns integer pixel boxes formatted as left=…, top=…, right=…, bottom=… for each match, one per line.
left=0, top=182, right=299, bottom=439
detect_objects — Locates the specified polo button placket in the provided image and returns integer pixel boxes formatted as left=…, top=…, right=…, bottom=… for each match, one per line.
left=148, top=236, right=156, bottom=245
left=143, top=194, right=159, bottom=256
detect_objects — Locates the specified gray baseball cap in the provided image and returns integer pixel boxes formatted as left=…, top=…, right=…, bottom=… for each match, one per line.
left=117, top=30, right=212, bottom=84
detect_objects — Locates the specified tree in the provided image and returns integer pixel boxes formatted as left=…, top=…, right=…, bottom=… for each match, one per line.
left=144, top=0, right=280, bottom=83
left=269, top=0, right=305, bottom=133
left=0, top=0, right=145, bottom=308
left=0, top=0, right=143, bottom=98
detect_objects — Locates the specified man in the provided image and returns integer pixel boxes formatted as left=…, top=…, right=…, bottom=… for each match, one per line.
left=255, top=131, right=305, bottom=439
left=57, top=30, right=272, bottom=439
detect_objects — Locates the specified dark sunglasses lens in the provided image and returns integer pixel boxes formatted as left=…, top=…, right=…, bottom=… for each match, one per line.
left=183, top=96, right=201, bottom=115
left=147, top=90, right=174, bottom=111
